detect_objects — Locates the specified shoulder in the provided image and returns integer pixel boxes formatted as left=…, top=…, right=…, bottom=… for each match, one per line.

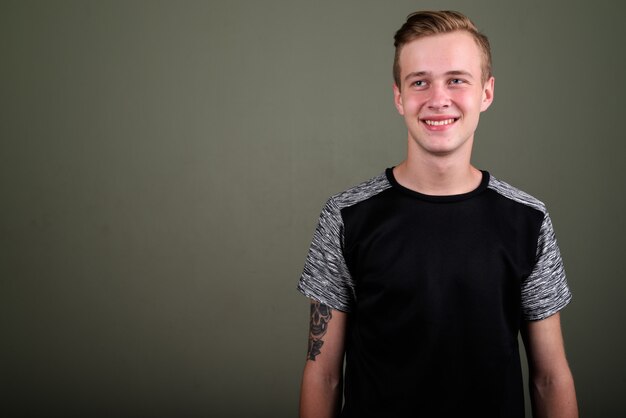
left=326, top=171, right=392, bottom=211
left=487, top=174, right=547, bottom=215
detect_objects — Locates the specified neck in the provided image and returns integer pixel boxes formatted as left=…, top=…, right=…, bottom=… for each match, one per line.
left=393, top=138, right=481, bottom=196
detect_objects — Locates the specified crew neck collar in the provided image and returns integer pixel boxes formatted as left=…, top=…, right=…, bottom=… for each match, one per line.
left=385, top=167, right=490, bottom=202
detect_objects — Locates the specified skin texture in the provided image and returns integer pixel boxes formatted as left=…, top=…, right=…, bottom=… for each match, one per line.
left=299, top=302, right=346, bottom=418
left=307, top=301, right=332, bottom=361
left=299, top=29, right=577, bottom=418
left=393, top=31, right=494, bottom=196
left=394, top=32, right=493, bottom=159
left=522, top=313, right=578, bottom=418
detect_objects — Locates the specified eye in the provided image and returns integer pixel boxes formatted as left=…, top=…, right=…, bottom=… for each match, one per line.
left=412, top=80, right=427, bottom=88
left=449, top=78, right=465, bottom=85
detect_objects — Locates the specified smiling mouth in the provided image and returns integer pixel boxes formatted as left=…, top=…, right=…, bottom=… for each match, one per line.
left=423, top=118, right=458, bottom=126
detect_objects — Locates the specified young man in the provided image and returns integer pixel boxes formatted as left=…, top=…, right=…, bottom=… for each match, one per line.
left=298, top=10, right=577, bottom=418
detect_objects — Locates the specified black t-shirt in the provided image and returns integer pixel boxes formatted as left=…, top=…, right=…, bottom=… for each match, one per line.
left=298, top=169, right=571, bottom=417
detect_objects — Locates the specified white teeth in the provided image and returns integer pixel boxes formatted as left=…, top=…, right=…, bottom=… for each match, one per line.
left=424, top=118, right=455, bottom=126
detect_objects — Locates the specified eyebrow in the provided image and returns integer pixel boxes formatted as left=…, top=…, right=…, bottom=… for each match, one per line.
left=404, top=70, right=474, bottom=82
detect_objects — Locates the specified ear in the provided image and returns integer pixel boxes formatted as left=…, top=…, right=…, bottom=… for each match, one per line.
left=393, top=83, right=405, bottom=116
left=480, top=76, right=495, bottom=112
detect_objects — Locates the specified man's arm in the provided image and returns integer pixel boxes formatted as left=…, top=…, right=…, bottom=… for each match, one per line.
left=299, top=299, right=347, bottom=418
left=521, top=312, right=578, bottom=418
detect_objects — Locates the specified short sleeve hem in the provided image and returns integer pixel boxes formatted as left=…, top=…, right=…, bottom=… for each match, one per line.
left=297, top=281, right=352, bottom=313
left=522, top=292, right=572, bottom=321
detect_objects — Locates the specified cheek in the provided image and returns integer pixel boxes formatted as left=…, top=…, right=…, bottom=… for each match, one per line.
left=454, top=90, right=484, bottom=111
left=400, top=96, right=424, bottom=114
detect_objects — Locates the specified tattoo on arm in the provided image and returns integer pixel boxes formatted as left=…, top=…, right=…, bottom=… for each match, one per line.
left=307, top=301, right=332, bottom=361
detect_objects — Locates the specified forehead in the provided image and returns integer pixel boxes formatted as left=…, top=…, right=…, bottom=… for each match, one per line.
left=398, top=31, right=483, bottom=78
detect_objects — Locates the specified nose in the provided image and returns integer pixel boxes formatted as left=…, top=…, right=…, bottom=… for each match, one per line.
left=427, top=84, right=451, bottom=110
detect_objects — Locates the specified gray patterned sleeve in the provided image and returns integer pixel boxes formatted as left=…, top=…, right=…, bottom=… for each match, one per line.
left=521, top=213, right=572, bottom=320
left=297, top=198, right=355, bottom=312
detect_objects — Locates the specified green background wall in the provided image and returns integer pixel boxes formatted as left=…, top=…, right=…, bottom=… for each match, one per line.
left=2, top=0, right=625, bottom=416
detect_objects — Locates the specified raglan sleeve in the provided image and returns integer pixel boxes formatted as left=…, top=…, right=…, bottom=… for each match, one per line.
left=297, top=198, right=355, bottom=312
left=521, top=212, right=572, bottom=320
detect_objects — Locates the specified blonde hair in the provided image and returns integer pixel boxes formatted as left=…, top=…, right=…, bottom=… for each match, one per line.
left=393, top=10, right=492, bottom=88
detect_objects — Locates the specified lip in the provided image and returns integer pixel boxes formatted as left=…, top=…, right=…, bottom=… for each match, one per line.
left=420, top=115, right=460, bottom=131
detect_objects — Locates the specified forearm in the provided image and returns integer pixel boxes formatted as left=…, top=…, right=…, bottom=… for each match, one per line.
left=530, top=369, right=578, bottom=418
left=299, top=363, right=342, bottom=418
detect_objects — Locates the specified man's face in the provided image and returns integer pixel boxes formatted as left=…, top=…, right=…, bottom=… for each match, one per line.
left=393, top=31, right=494, bottom=158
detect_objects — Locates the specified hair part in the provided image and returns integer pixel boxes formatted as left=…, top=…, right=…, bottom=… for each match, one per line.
left=393, top=10, right=492, bottom=89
